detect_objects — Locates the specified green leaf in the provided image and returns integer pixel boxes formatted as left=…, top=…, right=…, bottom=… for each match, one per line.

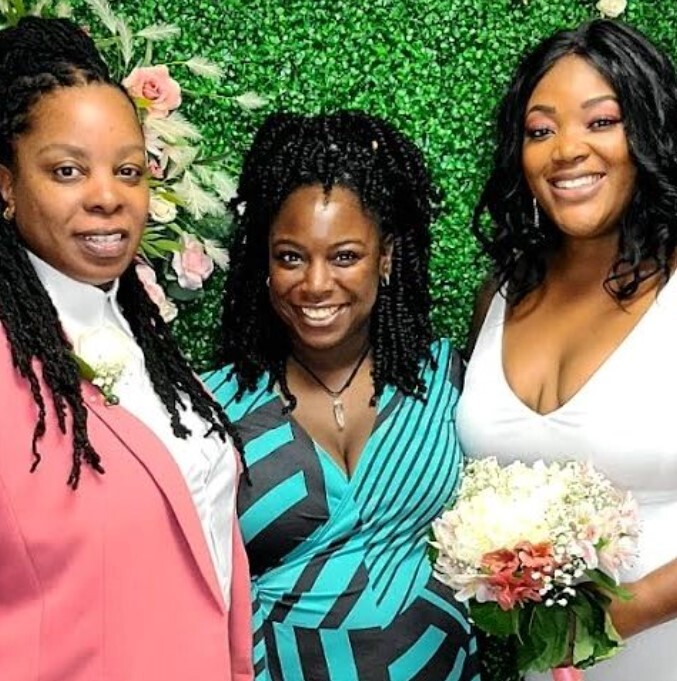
left=585, top=570, right=632, bottom=600
left=469, top=601, right=520, bottom=637
left=166, top=282, right=204, bottom=302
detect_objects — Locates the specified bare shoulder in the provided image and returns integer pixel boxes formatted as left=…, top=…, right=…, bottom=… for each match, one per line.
left=464, top=277, right=499, bottom=359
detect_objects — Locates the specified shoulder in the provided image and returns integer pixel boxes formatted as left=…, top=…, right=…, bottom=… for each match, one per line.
left=426, top=338, right=464, bottom=393
left=202, top=364, right=275, bottom=422
left=465, top=277, right=500, bottom=358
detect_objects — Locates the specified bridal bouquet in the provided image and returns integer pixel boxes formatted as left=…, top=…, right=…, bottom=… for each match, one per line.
left=430, top=458, right=640, bottom=679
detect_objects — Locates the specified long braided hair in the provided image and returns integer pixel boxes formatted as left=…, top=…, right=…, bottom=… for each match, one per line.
left=0, top=17, right=242, bottom=488
left=220, top=110, right=439, bottom=408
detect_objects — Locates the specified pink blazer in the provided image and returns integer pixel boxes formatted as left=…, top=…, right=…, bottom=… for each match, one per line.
left=0, top=331, right=253, bottom=681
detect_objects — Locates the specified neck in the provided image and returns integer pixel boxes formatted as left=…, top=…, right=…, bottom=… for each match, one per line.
left=549, top=232, right=619, bottom=292
left=290, top=328, right=370, bottom=375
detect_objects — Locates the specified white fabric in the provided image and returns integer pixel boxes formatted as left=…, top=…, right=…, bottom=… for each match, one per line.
left=457, top=279, right=677, bottom=681
left=28, top=252, right=236, bottom=607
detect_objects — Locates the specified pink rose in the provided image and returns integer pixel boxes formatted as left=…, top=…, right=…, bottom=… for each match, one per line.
left=123, top=65, right=181, bottom=118
left=172, top=235, right=214, bottom=290
left=136, top=262, right=178, bottom=322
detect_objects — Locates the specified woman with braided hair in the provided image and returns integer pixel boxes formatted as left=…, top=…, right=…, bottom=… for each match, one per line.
left=0, top=16, right=251, bottom=681
left=204, top=111, right=479, bottom=680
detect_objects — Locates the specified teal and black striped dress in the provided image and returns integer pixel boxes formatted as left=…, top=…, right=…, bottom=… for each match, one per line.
left=205, top=340, right=480, bottom=681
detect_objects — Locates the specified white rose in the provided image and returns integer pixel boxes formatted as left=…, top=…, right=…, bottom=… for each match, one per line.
left=596, top=0, right=627, bottom=18
left=149, top=194, right=178, bottom=223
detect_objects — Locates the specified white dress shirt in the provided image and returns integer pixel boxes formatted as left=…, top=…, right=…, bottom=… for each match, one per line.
left=28, top=252, right=236, bottom=606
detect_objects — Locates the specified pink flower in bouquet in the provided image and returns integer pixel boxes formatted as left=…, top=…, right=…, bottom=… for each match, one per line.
left=516, top=541, right=555, bottom=570
left=481, top=547, right=543, bottom=611
left=172, top=234, right=214, bottom=290
left=123, top=65, right=181, bottom=118
left=135, top=262, right=178, bottom=322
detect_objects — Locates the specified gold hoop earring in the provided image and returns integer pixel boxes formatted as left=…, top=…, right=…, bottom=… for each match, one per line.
left=3, top=205, right=14, bottom=221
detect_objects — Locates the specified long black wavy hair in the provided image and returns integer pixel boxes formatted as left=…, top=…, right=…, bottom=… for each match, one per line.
left=0, top=16, right=242, bottom=488
left=473, top=19, right=677, bottom=303
left=219, top=110, right=440, bottom=408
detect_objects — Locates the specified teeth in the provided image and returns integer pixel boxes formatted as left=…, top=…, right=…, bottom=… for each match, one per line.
left=302, top=306, right=340, bottom=320
left=83, top=234, right=123, bottom=243
left=553, top=174, right=601, bottom=189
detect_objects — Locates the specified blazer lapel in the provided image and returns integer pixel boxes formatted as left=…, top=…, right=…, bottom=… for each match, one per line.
left=82, top=381, right=226, bottom=613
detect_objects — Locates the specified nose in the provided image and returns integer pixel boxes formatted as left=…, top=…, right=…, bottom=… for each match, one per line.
left=303, top=259, right=333, bottom=299
left=552, top=127, right=589, bottom=164
left=84, top=172, right=123, bottom=214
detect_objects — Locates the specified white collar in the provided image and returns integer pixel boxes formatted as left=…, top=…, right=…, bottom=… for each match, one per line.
left=27, top=250, right=126, bottom=330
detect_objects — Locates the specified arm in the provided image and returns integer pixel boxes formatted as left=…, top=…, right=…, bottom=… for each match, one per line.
left=609, top=558, right=677, bottom=638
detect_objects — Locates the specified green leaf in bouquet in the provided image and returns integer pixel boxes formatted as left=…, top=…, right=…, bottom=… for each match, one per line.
left=469, top=601, right=520, bottom=637
left=585, top=569, right=632, bottom=600
left=516, top=603, right=570, bottom=672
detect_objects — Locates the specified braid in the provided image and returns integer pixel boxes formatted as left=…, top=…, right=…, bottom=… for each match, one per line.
left=221, top=110, right=438, bottom=405
left=118, top=268, right=245, bottom=463
left=0, top=17, right=244, bottom=486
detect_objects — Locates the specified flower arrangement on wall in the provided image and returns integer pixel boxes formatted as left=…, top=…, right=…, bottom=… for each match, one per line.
left=0, top=0, right=267, bottom=321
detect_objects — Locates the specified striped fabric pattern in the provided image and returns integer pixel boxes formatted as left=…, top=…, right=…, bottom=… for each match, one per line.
left=205, top=339, right=480, bottom=681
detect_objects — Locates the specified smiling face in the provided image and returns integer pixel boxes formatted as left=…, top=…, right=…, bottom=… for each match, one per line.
left=268, top=184, right=392, bottom=355
left=522, top=55, right=637, bottom=243
left=0, top=84, right=149, bottom=285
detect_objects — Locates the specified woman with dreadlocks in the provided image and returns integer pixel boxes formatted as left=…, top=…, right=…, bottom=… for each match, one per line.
left=0, top=16, right=251, bottom=681
left=204, top=111, right=479, bottom=681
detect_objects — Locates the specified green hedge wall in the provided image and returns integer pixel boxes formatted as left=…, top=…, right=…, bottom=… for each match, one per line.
left=75, top=0, right=677, bottom=369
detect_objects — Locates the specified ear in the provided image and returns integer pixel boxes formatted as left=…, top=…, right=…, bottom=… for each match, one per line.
left=379, top=233, right=394, bottom=277
left=0, top=164, right=15, bottom=211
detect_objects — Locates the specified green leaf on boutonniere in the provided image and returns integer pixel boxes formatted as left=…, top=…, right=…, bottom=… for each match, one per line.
left=70, top=351, right=97, bottom=381
left=166, top=282, right=204, bottom=302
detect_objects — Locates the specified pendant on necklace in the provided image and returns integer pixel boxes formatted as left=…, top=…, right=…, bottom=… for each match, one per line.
left=333, top=397, right=346, bottom=431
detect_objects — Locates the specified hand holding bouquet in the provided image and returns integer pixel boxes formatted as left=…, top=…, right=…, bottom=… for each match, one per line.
left=430, top=458, right=640, bottom=678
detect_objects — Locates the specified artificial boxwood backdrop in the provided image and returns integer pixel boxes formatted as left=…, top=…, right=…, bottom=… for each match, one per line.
left=74, top=0, right=677, bottom=368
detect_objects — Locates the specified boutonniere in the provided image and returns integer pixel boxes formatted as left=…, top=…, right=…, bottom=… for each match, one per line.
left=71, top=325, right=136, bottom=406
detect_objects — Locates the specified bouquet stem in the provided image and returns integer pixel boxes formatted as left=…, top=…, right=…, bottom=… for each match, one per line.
left=552, top=668, right=583, bottom=681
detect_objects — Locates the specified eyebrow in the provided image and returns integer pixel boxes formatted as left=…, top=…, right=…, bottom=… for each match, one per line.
left=37, top=143, right=146, bottom=157
left=271, top=238, right=367, bottom=248
left=526, top=94, right=619, bottom=116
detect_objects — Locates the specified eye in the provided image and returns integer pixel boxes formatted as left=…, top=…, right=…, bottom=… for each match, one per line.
left=333, top=250, right=360, bottom=266
left=589, top=117, right=621, bottom=130
left=274, top=250, right=303, bottom=266
left=118, top=164, right=145, bottom=182
left=53, top=165, right=83, bottom=180
left=524, top=127, right=553, bottom=141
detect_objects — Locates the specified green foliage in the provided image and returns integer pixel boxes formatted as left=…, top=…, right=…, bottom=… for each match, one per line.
left=469, top=574, right=625, bottom=675
left=66, top=0, right=677, bottom=370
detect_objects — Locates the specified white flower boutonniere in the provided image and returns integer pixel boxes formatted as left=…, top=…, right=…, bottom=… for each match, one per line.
left=596, top=0, right=627, bottom=18
left=72, top=326, right=137, bottom=405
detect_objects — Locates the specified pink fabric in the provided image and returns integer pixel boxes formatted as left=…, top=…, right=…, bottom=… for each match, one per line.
left=0, top=331, right=253, bottom=681
left=552, top=667, right=584, bottom=681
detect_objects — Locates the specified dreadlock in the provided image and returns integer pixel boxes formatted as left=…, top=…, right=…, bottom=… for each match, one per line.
left=0, top=16, right=243, bottom=488
left=220, top=110, right=439, bottom=407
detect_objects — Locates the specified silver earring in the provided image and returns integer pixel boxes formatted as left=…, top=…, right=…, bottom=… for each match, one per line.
left=266, top=276, right=270, bottom=287
left=380, top=271, right=390, bottom=287
left=3, top=204, right=14, bottom=221
left=533, top=197, right=540, bottom=230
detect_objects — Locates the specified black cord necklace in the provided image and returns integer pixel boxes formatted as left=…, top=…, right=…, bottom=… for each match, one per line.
left=291, top=344, right=371, bottom=431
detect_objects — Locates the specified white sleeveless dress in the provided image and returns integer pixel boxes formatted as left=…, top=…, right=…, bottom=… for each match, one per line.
left=456, top=280, right=677, bottom=681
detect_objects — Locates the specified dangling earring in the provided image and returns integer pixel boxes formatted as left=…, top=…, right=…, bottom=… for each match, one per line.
left=3, top=204, right=14, bottom=222
left=532, top=197, right=540, bottom=230
left=265, top=276, right=270, bottom=287
left=380, top=266, right=391, bottom=287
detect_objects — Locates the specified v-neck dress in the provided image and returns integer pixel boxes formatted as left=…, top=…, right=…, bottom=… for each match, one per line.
left=456, top=281, right=677, bottom=681
left=205, top=340, right=480, bottom=681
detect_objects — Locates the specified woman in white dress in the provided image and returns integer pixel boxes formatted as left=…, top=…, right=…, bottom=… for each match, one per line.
left=457, top=19, right=677, bottom=681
